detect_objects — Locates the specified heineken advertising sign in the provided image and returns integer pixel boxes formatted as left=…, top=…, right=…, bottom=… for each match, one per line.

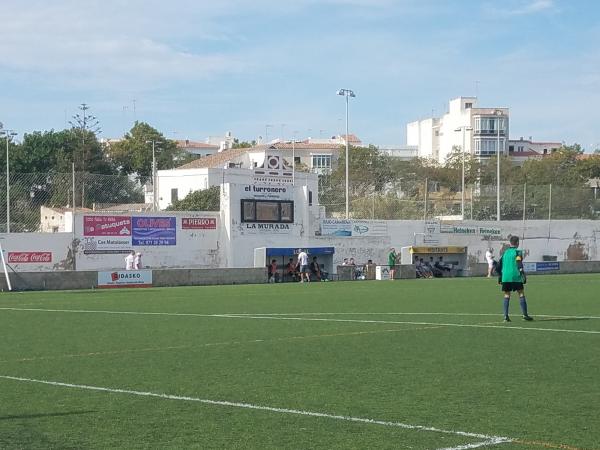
left=440, top=224, right=501, bottom=236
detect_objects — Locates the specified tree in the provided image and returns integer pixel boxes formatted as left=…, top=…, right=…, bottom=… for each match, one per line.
left=107, top=122, right=195, bottom=183
left=520, top=145, right=584, bottom=187
left=167, top=186, right=220, bottom=211
left=232, top=139, right=256, bottom=148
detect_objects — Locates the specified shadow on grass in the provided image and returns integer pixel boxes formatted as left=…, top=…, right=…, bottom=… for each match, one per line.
left=0, top=410, right=96, bottom=421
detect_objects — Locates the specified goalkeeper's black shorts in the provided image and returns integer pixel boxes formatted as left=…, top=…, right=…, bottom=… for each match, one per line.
left=501, top=282, right=524, bottom=292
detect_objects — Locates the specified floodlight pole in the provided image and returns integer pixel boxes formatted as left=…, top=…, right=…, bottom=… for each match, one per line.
left=495, top=110, right=503, bottom=222
left=337, top=88, right=356, bottom=219
left=455, top=126, right=473, bottom=220
left=1, top=129, right=17, bottom=233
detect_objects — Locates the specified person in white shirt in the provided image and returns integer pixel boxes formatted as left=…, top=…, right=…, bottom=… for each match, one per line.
left=485, top=248, right=495, bottom=277
left=134, top=252, right=143, bottom=270
left=125, top=251, right=135, bottom=270
left=297, top=249, right=310, bottom=282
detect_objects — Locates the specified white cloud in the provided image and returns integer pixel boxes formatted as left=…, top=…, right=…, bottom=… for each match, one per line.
left=0, top=1, right=254, bottom=91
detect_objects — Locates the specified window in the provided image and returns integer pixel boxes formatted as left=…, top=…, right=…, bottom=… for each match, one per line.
left=281, top=202, right=293, bottom=221
left=308, top=190, right=313, bottom=206
left=294, top=156, right=301, bottom=164
left=509, top=145, right=514, bottom=152
left=242, top=201, right=256, bottom=221
left=171, top=188, right=178, bottom=204
left=311, top=154, right=331, bottom=169
left=241, top=200, right=294, bottom=223
left=465, top=102, right=472, bottom=109
left=474, top=139, right=501, bottom=155
left=256, top=202, right=280, bottom=221
left=518, top=146, right=524, bottom=152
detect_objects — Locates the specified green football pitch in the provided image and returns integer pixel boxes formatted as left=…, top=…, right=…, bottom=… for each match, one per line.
left=1, top=275, right=598, bottom=450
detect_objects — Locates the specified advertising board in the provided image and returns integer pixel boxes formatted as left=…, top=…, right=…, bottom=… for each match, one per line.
left=97, top=270, right=153, bottom=288
left=132, top=216, right=176, bottom=246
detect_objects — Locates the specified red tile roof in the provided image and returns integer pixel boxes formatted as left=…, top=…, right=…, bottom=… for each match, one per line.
left=341, top=134, right=361, bottom=143
left=176, top=148, right=250, bottom=169
left=259, top=142, right=343, bottom=150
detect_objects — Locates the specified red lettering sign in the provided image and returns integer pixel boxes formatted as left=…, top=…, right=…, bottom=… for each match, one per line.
left=182, top=217, right=217, bottom=230
left=8, top=252, right=53, bottom=263
left=84, top=216, right=131, bottom=236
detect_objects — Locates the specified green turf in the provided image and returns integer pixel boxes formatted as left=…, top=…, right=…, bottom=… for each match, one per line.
left=1, top=275, right=599, bottom=449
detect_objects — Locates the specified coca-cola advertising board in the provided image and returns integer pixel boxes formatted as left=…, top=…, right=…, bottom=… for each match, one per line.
left=8, top=252, right=52, bottom=263
left=181, top=217, right=217, bottom=230
left=84, top=216, right=131, bottom=236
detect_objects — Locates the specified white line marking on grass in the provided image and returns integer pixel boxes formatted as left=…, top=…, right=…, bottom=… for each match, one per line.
left=226, top=312, right=600, bottom=320
left=435, top=438, right=511, bottom=450
left=0, top=374, right=512, bottom=447
left=1, top=307, right=599, bottom=335
left=216, top=314, right=600, bottom=335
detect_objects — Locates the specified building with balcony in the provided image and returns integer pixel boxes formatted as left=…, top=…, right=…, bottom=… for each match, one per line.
left=407, top=97, right=509, bottom=163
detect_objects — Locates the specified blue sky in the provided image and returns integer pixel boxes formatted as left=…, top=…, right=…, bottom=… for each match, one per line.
left=1, top=0, right=599, bottom=149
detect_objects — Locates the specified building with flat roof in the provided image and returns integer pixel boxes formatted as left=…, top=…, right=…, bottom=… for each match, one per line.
left=407, top=97, right=509, bottom=164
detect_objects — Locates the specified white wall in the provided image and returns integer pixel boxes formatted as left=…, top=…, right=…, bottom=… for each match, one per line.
left=74, top=212, right=221, bottom=271
left=407, top=119, right=437, bottom=159
left=3, top=218, right=600, bottom=273
left=0, top=233, right=73, bottom=271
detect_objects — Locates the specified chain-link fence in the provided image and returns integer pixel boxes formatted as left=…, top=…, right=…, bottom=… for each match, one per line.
left=0, top=172, right=144, bottom=232
left=319, top=179, right=600, bottom=221
left=2, top=171, right=599, bottom=233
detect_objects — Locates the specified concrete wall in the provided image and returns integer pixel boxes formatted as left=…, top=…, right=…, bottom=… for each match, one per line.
left=74, top=212, right=222, bottom=271
left=3, top=219, right=600, bottom=275
left=0, top=267, right=268, bottom=291
left=0, top=233, right=74, bottom=271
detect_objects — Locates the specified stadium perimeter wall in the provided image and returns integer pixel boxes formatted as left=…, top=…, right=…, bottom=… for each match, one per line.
left=1, top=219, right=600, bottom=274
left=0, top=268, right=267, bottom=291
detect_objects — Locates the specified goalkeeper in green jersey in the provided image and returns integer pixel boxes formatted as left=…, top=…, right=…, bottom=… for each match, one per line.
left=496, top=235, right=533, bottom=322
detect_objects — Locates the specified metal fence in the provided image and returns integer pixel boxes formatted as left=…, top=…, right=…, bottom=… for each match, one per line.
left=0, top=172, right=144, bottom=232
left=1, top=171, right=599, bottom=233
left=318, top=179, right=600, bottom=221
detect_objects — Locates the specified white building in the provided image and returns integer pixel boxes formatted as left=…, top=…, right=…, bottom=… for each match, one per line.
left=156, top=149, right=319, bottom=210
left=508, top=137, right=562, bottom=157
left=39, top=206, right=91, bottom=233
left=407, top=97, right=509, bottom=163
left=176, top=139, right=220, bottom=157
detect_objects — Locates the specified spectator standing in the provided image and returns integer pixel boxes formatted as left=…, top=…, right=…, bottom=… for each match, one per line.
left=125, top=251, right=135, bottom=270
left=310, top=256, right=322, bottom=281
left=297, top=249, right=310, bottom=283
left=134, top=252, right=143, bottom=270
left=388, top=248, right=397, bottom=280
left=268, top=259, right=280, bottom=283
left=486, top=248, right=495, bottom=277
left=285, top=257, right=298, bottom=282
